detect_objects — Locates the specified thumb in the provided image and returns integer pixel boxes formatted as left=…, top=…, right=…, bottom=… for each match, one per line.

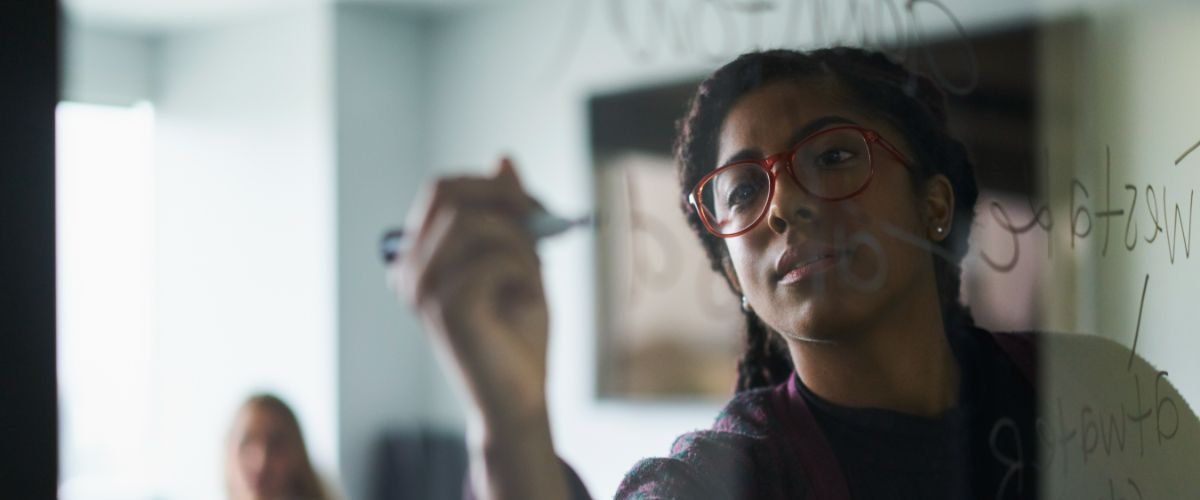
left=495, top=155, right=540, bottom=212
left=497, top=155, right=524, bottom=189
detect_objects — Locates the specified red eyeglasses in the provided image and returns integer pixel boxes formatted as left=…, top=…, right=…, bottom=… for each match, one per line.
left=688, top=125, right=913, bottom=238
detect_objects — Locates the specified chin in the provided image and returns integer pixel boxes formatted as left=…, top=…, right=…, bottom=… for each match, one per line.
left=248, top=484, right=286, bottom=500
left=774, top=292, right=872, bottom=343
left=786, top=319, right=846, bottom=343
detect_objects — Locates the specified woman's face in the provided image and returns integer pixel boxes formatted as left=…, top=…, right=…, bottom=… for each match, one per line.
left=228, top=404, right=300, bottom=500
left=717, top=79, right=946, bottom=342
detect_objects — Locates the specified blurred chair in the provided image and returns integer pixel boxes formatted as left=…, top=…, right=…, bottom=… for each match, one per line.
left=371, top=429, right=467, bottom=500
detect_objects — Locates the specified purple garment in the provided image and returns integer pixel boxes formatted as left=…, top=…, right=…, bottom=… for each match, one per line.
left=561, top=329, right=1037, bottom=500
left=606, top=374, right=846, bottom=499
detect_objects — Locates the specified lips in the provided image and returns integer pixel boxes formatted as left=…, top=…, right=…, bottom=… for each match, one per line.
left=775, top=243, right=849, bottom=285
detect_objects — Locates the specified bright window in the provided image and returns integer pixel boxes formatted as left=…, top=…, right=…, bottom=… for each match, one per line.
left=56, top=101, right=158, bottom=500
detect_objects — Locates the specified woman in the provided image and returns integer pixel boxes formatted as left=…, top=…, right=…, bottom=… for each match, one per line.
left=394, top=47, right=1037, bottom=499
left=226, top=393, right=333, bottom=500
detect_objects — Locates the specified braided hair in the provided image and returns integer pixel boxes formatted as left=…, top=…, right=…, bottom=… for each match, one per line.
left=674, top=47, right=979, bottom=393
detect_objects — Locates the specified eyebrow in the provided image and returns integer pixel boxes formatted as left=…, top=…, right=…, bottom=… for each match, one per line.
left=720, top=115, right=860, bottom=165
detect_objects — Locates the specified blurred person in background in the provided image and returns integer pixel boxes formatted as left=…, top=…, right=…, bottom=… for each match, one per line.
left=225, top=393, right=333, bottom=500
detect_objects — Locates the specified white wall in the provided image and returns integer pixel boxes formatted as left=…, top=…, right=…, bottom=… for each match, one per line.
left=63, top=6, right=456, bottom=499
left=333, top=6, right=457, bottom=500
left=151, top=5, right=338, bottom=499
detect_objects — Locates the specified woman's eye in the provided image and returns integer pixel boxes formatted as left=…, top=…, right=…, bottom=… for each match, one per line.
left=815, top=148, right=855, bottom=168
left=726, top=183, right=761, bottom=208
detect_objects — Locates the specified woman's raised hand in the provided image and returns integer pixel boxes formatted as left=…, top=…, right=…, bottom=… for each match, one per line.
left=393, top=157, right=550, bottom=427
left=390, top=158, right=569, bottom=500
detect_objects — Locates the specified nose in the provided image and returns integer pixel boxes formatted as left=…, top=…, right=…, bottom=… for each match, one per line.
left=240, top=443, right=267, bottom=477
left=766, top=160, right=817, bottom=234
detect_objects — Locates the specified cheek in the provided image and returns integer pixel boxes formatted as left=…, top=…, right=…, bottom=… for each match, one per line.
left=238, top=444, right=263, bottom=470
left=265, top=453, right=293, bottom=478
left=839, top=196, right=928, bottom=288
left=841, top=166, right=923, bottom=237
left=724, top=239, right=767, bottom=291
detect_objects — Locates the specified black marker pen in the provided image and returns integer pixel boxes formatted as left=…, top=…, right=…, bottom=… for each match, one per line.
left=380, top=210, right=590, bottom=264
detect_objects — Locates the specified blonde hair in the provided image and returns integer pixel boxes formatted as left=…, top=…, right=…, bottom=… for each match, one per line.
left=225, top=393, right=332, bottom=500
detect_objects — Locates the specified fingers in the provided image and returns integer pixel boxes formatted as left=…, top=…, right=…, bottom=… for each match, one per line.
left=497, top=156, right=520, bottom=187
left=397, top=205, right=542, bottom=315
left=391, top=157, right=549, bottom=355
left=405, top=158, right=538, bottom=244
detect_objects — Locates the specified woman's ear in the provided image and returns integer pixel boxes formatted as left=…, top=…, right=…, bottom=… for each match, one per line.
left=924, top=174, right=955, bottom=242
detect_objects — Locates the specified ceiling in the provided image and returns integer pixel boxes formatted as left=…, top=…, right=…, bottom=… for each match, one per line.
left=63, top=0, right=501, bottom=33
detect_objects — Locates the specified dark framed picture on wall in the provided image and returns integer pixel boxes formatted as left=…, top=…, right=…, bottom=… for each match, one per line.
left=591, top=80, right=745, bottom=400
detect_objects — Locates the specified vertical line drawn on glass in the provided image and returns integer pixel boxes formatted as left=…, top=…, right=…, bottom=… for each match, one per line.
left=1126, top=273, right=1150, bottom=371
left=621, top=168, right=683, bottom=304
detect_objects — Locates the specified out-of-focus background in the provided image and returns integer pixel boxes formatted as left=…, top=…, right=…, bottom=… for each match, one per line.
left=54, top=0, right=1200, bottom=498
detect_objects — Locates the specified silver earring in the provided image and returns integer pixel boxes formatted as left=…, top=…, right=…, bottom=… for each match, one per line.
left=936, top=226, right=944, bottom=234
left=741, top=295, right=752, bottom=312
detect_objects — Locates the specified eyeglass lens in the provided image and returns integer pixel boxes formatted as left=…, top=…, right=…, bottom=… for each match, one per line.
left=698, top=128, right=872, bottom=235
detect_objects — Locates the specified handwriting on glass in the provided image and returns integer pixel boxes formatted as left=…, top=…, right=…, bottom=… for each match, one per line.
left=982, top=142, right=1199, bottom=273
left=550, top=0, right=981, bottom=94
left=988, top=275, right=1185, bottom=499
